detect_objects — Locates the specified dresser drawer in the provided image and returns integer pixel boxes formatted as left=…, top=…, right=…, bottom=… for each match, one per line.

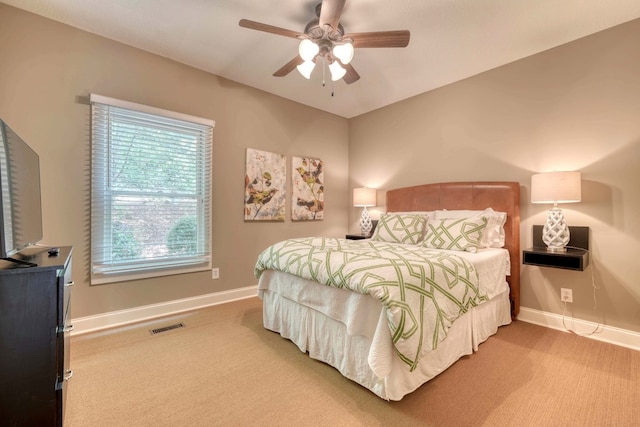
left=56, top=255, right=74, bottom=425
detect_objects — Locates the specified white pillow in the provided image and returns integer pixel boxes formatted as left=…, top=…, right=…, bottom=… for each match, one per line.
left=435, top=208, right=507, bottom=248
left=389, top=211, right=435, bottom=221
left=421, top=216, right=488, bottom=253
left=371, top=213, right=427, bottom=245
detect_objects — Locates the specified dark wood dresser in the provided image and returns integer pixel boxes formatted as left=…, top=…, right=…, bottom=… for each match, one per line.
left=0, top=246, right=73, bottom=426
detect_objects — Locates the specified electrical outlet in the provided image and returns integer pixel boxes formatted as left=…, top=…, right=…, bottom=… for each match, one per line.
left=560, top=288, right=573, bottom=303
left=211, top=268, right=219, bottom=280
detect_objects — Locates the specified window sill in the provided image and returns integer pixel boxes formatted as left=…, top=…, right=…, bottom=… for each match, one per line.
left=91, top=263, right=211, bottom=285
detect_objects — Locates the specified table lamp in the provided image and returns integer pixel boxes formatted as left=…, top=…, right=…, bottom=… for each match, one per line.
left=353, top=187, right=376, bottom=236
left=531, top=171, right=581, bottom=252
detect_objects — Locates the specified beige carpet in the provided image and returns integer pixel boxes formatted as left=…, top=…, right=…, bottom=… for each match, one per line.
left=66, top=297, right=640, bottom=426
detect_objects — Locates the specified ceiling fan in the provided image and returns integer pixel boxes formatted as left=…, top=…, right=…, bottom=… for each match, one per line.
left=239, top=0, right=410, bottom=84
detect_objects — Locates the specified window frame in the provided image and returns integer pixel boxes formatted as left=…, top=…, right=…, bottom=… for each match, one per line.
left=89, top=94, right=214, bottom=285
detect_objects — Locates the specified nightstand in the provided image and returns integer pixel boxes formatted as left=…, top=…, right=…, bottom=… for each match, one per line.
left=523, top=225, right=589, bottom=271
left=346, top=221, right=377, bottom=240
left=345, top=234, right=369, bottom=240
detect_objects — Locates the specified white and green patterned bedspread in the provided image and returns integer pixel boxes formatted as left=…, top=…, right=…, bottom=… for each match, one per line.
left=255, top=237, right=488, bottom=371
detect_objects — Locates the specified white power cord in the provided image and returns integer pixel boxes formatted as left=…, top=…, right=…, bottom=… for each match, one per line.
left=561, top=247, right=603, bottom=336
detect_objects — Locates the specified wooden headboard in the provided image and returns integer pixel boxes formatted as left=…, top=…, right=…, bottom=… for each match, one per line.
left=386, top=182, right=521, bottom=317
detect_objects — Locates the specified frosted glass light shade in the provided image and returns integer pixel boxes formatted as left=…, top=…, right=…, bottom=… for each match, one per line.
left=296, top=60, right=316, bottom=79
left=299, top=39, right=319, bottom=61
left=333, top=42, right=354, bottom=64
left=328, top=61, right=346, bottom=81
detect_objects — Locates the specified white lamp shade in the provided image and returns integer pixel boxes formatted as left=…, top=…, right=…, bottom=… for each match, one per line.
left=531, top=171, right=581, bottom=204
left=328, top=61, right=347, bottom=81
left=332, top=42, right=354, bottom=64
left=296, top=60, right=316, bottom=79
left=353, top=187, right=376, bottom=207
left=298, top=39, right=319, bottom=62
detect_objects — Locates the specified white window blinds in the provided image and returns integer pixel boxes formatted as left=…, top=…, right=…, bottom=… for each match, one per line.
left=90, top=94, right=214, bottom=284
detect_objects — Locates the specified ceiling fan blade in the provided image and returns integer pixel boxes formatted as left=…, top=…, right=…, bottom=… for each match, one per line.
left=345, top=30, right=410, bottom=48
left=343, top=63, right=360, bottom=84
left=273, top=56, right=305, bottom=77
left=319, top=0, right=346, bottom=30
left=239, top=19, right=302, bottom=39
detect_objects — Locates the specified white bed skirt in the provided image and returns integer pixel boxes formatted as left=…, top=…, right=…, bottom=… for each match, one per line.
left=258, top=270, right=512, bottom=401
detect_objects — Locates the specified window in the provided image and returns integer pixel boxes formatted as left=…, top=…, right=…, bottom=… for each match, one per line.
left=90, top=94, right=214, bottom=284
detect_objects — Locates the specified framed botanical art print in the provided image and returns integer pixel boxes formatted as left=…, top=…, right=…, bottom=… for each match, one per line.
left=244, top=148, right=286, bottom=221
left=291, top=156, right=324, bottom=221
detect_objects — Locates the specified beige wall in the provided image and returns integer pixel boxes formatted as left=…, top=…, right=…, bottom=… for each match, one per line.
left=0, top=5, right=349, bottom=318
left=349, top=19, right=640, bottom=333
left=2, top=4, right=639, bottom=334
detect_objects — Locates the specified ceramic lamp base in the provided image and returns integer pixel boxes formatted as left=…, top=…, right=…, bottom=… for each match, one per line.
left=359, top=207, right=372, bottom=236
left=542, top=206, right=570, bottom=251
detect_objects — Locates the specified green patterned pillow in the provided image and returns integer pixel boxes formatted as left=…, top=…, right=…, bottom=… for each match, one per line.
left=371, top=213, right=427, bottom=245
left=421, top=216, right=488, bottom=253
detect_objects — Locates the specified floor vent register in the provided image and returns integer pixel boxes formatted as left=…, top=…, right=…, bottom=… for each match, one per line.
left=150, top=323, right=185, bottom=335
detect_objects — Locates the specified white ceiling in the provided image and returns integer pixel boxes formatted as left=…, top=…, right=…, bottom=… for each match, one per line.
left=4, top=0, right=640, bottom=118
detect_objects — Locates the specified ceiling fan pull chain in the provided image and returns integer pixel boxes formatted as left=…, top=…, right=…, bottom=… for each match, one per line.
left=322, top=56, right=326, bottom=87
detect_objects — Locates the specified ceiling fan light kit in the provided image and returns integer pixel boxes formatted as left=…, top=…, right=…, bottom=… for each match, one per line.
left=239, top=0, right=410, bottom=85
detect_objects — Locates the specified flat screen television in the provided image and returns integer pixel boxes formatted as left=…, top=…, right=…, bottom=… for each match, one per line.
left=0, top=119, right=43, bottom=264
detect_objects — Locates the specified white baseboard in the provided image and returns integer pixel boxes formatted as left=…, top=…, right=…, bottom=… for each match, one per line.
left=518, top=306, right=640, bottom=352
left=71, top=294, right=640, bottom=352
left=71, top=285, right=258, bottom=335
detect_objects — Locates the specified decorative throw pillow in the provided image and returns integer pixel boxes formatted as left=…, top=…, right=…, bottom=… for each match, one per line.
left=435, top=208, right=507, bottom=248
left=388, top=211, right=434, bottom=240
left=370, top=213, right=427, bottom=245
left=421, top=216, right=488, bottom=253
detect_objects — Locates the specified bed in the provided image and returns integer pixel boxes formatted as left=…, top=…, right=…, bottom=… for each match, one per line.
left=255, top=182, right=520, bottom=400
